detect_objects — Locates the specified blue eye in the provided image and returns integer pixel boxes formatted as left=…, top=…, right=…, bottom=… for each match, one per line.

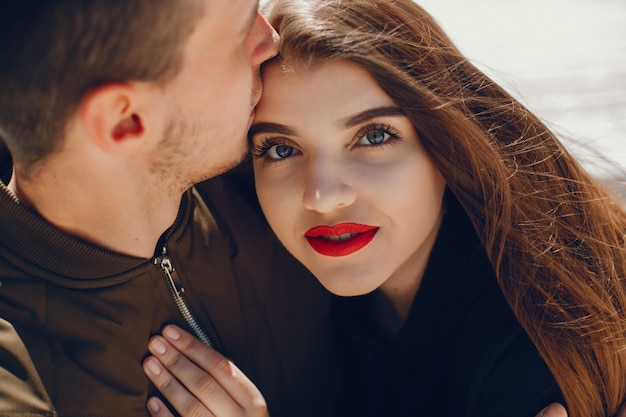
left=267, top=144, right=297, bottom=159
left=361, top=129, right=389, bottom=145
left=352, top=123, right=401, bottom=149
left=252, top=137, right=301, bottom=164
left=356, top=128, right=395, bottom=146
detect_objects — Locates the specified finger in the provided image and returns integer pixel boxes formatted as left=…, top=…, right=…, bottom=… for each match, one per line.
left=161, top=325, right=267, bottom=411
left=146, top=397, right=176, bottom=417
left=143, top=353, right=222, bottom=417
left=147, top=335, right=244, bottom=416
left=537, top=403, right=568, bottom=417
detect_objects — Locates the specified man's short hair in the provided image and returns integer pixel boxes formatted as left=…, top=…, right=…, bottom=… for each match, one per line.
left=0, top=0, right=202, bottom=170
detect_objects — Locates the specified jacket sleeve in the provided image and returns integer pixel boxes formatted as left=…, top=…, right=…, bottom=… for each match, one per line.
left=0, top=318, right=55, bottom=416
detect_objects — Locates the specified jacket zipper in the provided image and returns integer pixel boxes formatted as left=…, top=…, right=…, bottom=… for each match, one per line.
left=155, top=246, right=213, bottom=347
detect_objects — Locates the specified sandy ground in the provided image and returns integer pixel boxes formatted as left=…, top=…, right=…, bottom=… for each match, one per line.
left=416, top=0, right=626, bottom=176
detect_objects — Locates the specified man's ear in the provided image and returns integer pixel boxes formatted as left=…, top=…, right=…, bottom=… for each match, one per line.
left=78, top=83, right=154, bottom=155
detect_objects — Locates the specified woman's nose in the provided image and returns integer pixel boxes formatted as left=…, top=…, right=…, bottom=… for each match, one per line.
left=302, top=158, right=357, bottom=213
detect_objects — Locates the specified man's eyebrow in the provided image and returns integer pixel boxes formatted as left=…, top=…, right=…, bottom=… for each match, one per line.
left=248, top=122, right=297, bottom=138
left=341, top=106, right=406, bottom=128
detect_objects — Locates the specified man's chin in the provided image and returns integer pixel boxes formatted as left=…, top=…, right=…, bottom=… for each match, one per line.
left=194, top=146, right=250, bottom=184
left=223, top=147, right=250, bottom=173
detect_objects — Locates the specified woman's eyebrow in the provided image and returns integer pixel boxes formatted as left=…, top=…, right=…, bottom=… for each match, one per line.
left=248, top=107, right=405, bottom=138
left=341, top=106, right=405, bottom=129
left=248, top=122, right=297, bottom=138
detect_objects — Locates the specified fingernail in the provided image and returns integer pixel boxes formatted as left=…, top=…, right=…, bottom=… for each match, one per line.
left=150, top=339, right=167, bottom=355
left=146, top=358, right=162, bottom=376
left=147, top=397, right=161, bottom=413
left=163, top=325, right=181, bottom=341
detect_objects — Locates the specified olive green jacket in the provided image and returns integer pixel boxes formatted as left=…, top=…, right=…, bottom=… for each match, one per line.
left=0, top=172, right=336, bottom=417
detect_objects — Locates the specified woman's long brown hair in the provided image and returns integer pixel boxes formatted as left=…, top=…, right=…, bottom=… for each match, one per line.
left=265, top=1, right=626, bottom=416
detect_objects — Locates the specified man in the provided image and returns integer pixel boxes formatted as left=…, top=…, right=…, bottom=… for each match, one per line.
left=0, top=1, right=335, bottom=416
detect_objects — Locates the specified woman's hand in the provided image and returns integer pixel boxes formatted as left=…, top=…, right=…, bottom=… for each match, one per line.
left=143, top=325, right=269, bottom=417
left=538, top=403, right=567, bottom=417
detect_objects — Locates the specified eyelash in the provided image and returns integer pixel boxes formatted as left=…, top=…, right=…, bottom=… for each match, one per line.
left=252, top=122, right=402, bottom=165
left=252, top=137, right=296, bottom=164
left=351, top=123, right=401, bottom=149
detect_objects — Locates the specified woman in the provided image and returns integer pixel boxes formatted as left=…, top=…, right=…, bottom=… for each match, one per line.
left=143, top=1, right=626, bottom=416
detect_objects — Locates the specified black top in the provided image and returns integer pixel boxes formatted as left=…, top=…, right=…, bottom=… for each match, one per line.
left=333, top=199, right=563, bottom=417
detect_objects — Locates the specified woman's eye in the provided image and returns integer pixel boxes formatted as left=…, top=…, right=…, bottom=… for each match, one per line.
left=357, top=129, right=392, bottom=146
left=268, top=144, right=297, bottom=159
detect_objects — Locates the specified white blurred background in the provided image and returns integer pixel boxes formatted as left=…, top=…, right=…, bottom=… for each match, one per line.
left=414, top=0, right=626, bottom=177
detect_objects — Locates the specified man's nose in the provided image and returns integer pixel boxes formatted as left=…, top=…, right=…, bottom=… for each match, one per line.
left=247, top=12, right=280, bottom=67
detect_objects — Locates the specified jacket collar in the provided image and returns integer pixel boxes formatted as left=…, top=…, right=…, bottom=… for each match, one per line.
left=0, top=180, right=191, bottom=285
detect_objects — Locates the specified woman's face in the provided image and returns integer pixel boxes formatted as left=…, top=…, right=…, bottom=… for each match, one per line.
left=250, top=59, right=446, bottom=297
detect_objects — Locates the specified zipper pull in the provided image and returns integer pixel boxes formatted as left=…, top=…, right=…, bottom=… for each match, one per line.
left=159, top=257, right=184, bottom=298
left=154, top=246, right=213, bottom=347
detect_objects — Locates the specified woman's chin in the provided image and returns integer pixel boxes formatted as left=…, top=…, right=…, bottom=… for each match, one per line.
left=319, top=279, right=378, bottom=298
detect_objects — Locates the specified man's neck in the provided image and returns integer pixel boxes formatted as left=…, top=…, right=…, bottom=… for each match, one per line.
left=9, top=162, right=184, bottom=259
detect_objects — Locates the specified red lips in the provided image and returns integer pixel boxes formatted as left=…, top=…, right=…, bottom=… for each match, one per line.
left=305, top=223, right=379, bottom=257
